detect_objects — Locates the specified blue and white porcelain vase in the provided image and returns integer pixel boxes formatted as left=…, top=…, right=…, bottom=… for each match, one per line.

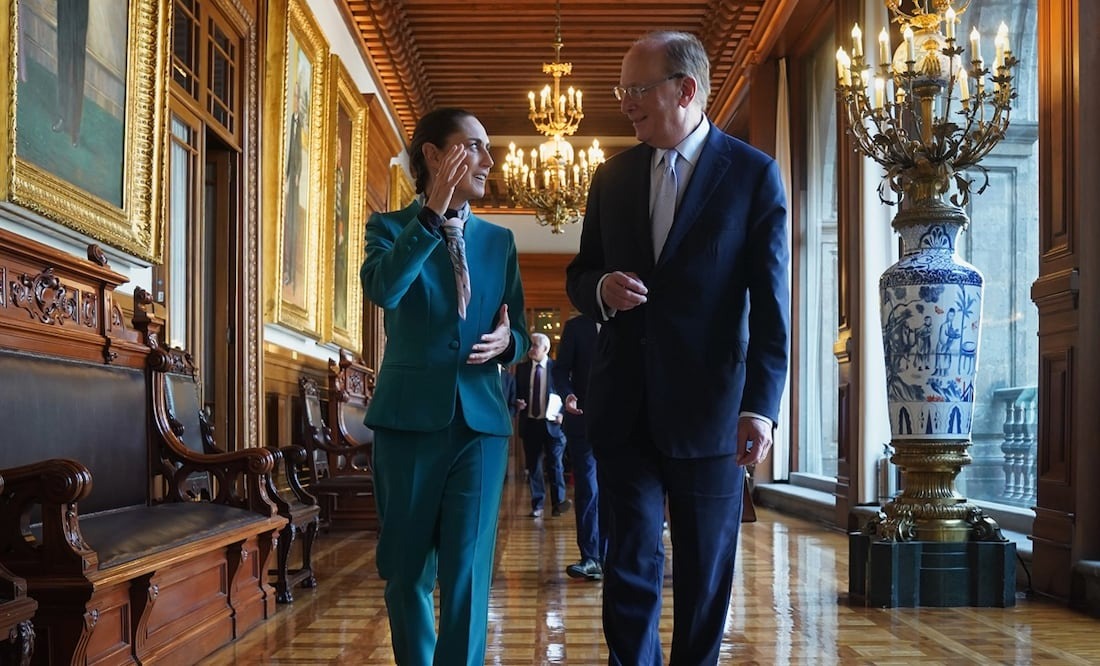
left=881, top=201, right=982, bottom=442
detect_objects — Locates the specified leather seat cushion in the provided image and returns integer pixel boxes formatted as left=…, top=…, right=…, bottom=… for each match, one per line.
left=73, top=503, right=270, bottom=570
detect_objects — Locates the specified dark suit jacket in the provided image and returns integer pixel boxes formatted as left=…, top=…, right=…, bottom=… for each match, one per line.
left=552, top=314, right=598, bottom=439
left=514, top=358, right=564, bottom=440
left=565, top=124, right=790, bottom=458
left=500, top=368, right=518, bottom=418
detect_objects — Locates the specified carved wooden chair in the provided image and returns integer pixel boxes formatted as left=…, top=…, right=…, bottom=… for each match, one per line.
left=158, top=348, right=320, bottom=603
left=263, top=444, right=320, bottom=603
left=299, top=366, right=375, bottom=531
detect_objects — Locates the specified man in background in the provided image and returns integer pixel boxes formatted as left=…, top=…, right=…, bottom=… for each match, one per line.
left=553, top=313, right=605, bottom=581
left=515, top=333, right=571, bottom=518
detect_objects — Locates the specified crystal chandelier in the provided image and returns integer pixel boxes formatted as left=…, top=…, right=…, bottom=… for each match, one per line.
left=502, top=0, right=604, bottom=233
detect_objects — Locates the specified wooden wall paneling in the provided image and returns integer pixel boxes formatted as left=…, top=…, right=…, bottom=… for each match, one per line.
left=1068, top=0, right=1100, bottom=581
left=1032, top=0, right=1100, bottom=603
left=833, top=0, right=864, bottom=530
left=517, top=253, right=575, bottom=353
left=263, top=342, right=329, bottom=449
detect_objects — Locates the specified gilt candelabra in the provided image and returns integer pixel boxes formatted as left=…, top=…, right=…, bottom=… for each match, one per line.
left=837, top=0, right=1018, bottom=544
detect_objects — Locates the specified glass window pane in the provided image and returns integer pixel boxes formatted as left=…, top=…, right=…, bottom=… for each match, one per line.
left=955, top=0, right=1039, bottom=509
left=798, top=31, right=840, bottom=478
left=168, top=115, right=199, bottom=349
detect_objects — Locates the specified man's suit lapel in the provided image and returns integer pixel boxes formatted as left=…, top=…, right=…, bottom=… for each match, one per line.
left=657, top=129, right=732, bottom=267
left=627, top=147, right=659, bottom=269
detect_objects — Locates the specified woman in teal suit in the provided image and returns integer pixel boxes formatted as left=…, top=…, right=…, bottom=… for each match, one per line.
left=360, top=108, right=529, bottom=666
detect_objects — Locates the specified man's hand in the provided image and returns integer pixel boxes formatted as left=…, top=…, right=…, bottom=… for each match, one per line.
left=515, top=398, right=527, bottom=412
left=736, top=416, right=773, bottom=467
left=564, top=394, right=583, bottom=415
left=468, top=304, right=511, bottom=364
left=600, top=271, right=648, bottom=311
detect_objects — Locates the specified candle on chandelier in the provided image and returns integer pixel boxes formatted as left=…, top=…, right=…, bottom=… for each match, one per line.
left=576, top=90, right=582, bottom=112
left=835, top=47, right=852, bottom=86
left=944, top=7, right=956, bottom=41
left=851, top=23, right=863, bottom=58
left=528, top=91, right=535, bottom=112
left=957, top=68, right=969, bottom=103
left=874, top=77, right=885, bottom=110
left=568, top=86, right=576, bottom=110
left=970, top=27, right=981, bottom=64
left=878, top=28, right=890, bottom=68
left=540, top=87, right=549, bottom=111
left=994, top=21, right=1009, bottom=69
left=904, top=26, right=916, bottom=63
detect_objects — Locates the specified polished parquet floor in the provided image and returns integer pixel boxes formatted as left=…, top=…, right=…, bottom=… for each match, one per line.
left=202, top=460, right=1100, bottom=665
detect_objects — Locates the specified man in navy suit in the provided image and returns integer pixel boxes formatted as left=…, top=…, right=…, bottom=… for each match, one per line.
left=566, top=31, right=789, bottom=665
left=553, top=313, right=606, bottom=581
left=515, top=333, right=572, bottom=518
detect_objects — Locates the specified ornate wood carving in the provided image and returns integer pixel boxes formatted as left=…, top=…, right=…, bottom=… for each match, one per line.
left=11, top=268, right=78, bottom=326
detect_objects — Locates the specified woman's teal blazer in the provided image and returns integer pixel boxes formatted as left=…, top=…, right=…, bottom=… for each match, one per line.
left=361, top=200, right=529, bottom=436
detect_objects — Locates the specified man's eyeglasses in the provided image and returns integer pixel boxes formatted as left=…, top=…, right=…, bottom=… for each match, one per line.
left=612, top=73, right=685, bottom=102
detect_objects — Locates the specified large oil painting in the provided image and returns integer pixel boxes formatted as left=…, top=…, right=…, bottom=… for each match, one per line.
left=323, top=55, right=366, bottom=351
left=0, top=0, right=166, bottom=261
left=264, top=0, right=328, bottom=334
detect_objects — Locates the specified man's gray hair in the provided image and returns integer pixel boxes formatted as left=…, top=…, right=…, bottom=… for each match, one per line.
left=637, top=30, right=711, bottom=109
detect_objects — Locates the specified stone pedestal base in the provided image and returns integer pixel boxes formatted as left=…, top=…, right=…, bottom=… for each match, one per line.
left=849, top=533, right=1017, bottom=607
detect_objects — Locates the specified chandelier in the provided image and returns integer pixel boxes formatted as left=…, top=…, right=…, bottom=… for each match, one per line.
left=501, top=0, right=604, bottom=233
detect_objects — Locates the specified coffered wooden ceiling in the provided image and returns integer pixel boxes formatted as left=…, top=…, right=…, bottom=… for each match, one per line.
left=337, top=0, right=822, bottom=210
left=339, top=0, right=809, bottom=143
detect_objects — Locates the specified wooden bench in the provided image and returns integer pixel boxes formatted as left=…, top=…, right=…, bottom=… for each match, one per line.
left=297, top=353, right=375, bottom=531
left=0, top=518, right=37, bottom=665
left=0, top=229, right=285, bottom=665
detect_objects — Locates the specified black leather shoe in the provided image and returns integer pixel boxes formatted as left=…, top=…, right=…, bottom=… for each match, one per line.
left=552, top=499, right=573, bottom=516
left=566, top=558, right=603, bottom=581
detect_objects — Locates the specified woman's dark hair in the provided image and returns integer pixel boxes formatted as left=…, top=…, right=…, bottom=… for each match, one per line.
left=408, top=108, right=475, bottom=194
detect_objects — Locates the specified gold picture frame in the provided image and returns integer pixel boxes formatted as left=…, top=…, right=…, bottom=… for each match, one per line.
left=0, top=0, right=167, bottom=262
left=263, top=0, right=329, bottom=335
left=322, top=55, right=367, bottom=352
left=390, top=163, right=415, bottom=212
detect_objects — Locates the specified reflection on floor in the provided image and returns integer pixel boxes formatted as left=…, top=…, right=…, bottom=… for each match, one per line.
left=201, top=466, right=1100, bottom=665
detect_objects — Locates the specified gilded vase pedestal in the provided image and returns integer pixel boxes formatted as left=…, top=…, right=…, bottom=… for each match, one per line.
left=849, top=196, right=1016, bottom=608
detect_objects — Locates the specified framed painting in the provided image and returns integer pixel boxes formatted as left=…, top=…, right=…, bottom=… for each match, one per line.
left=390, top=163, right=415, bottom=212
left=263, top=0, right=328, bottom=334
left=322, top=55, right=367, bottom=352
left=0, top=0, right=167, bottom=262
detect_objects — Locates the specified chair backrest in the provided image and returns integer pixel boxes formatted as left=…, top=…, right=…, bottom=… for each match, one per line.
left=327, top=350, right=375, bottom=472
left=0, top=349, right=149, bottom=514
left=150, top=347, right=216, bottom=499
left=298, top=376, right=331, bottom=484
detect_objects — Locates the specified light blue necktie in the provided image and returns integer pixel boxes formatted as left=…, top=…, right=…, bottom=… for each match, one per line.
left=651, top=149, right=679, bottom=259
